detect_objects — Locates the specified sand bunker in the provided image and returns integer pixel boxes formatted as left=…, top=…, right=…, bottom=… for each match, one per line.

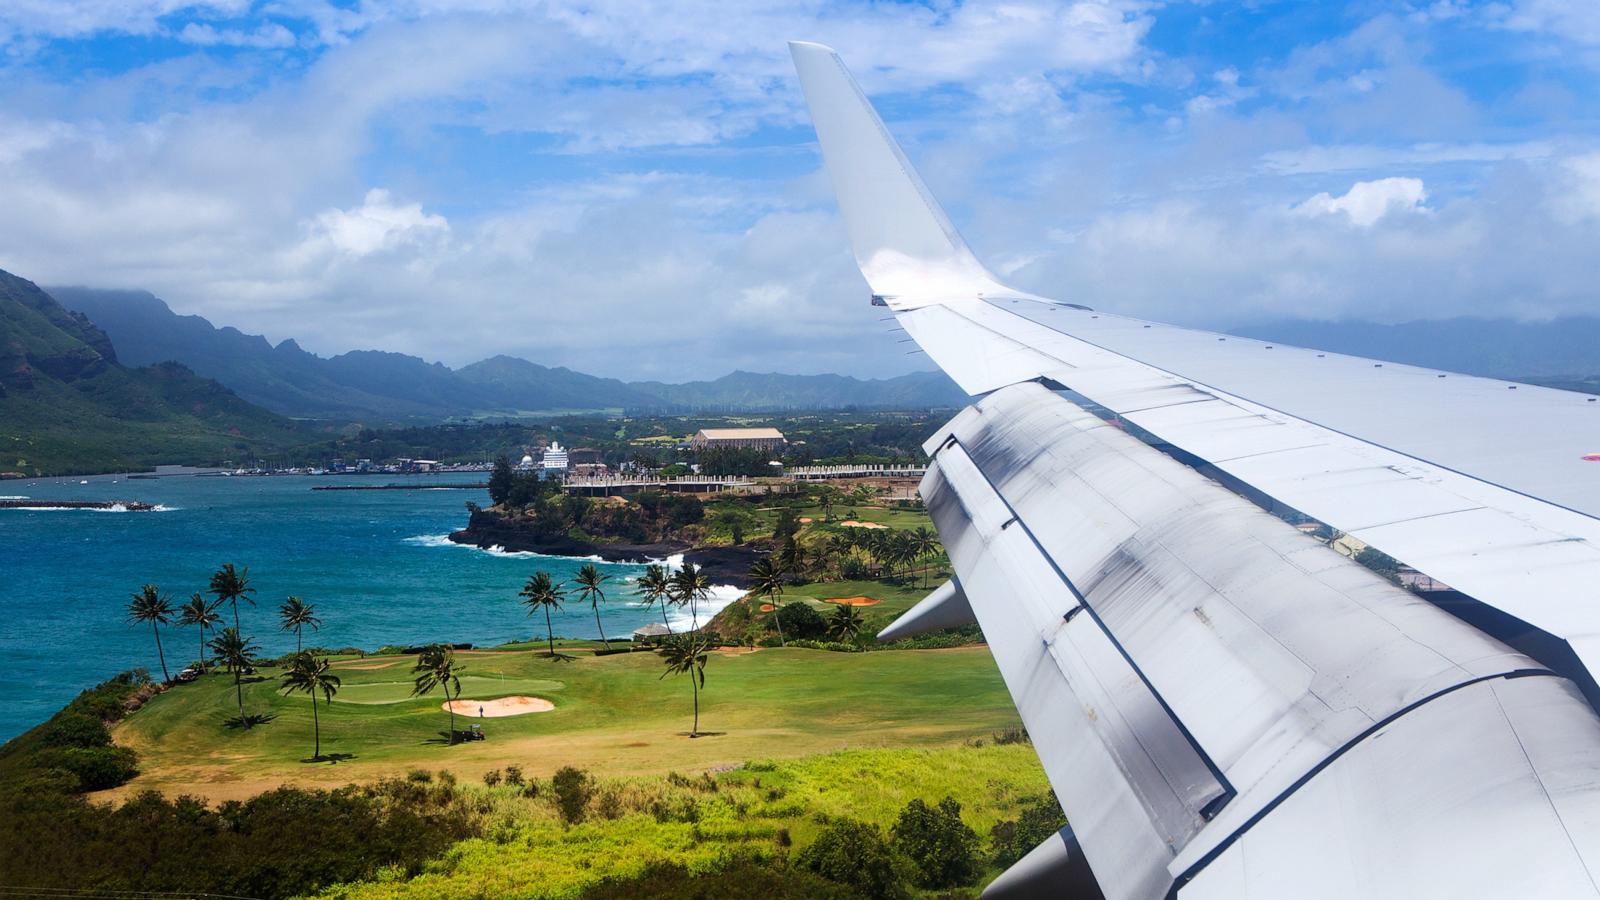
left=758, top=603, right=776, bottom=612
left=445, top=696, right=554, bottom=717
left=825, top=596, right=881, bottom=606
left=336, top=660, right=399, bottom=671
left=839, top=520, right=887, bottom=529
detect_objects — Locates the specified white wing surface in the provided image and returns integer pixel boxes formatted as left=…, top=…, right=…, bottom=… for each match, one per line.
left=789, top=41, right=1600, bottom=900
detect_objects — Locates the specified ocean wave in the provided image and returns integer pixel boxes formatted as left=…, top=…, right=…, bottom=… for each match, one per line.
left=664, top=583, right=746, bottom=631
left=0, top=496, right=27, bottom=500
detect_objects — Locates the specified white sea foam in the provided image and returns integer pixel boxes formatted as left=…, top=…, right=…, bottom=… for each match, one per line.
left=664, top=583, right=746, bottom=632
left=0, top=496, right=27, bottom=500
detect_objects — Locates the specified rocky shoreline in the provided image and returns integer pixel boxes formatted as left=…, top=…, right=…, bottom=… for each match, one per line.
left=448, top=511, right=767, bottom=588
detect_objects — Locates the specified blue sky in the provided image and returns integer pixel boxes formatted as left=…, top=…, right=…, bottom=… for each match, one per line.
left=1, top=1, right=1597, bottom=380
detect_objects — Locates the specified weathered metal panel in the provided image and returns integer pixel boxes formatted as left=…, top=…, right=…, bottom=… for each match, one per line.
left=922, top=382, right=1600, bottom=897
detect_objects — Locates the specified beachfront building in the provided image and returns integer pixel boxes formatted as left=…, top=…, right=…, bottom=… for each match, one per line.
left=689, top=427, right=787, bottom=452
left=541, top=442, right=569, bottom=472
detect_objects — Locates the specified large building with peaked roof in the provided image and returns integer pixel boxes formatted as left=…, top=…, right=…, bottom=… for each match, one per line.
left=688, top=427, right=787, bottom=452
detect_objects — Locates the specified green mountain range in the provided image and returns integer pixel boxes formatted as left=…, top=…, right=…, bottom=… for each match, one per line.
left=53, top=288, right=969, bottom=421
left=1, top=273, right=306, bottom=477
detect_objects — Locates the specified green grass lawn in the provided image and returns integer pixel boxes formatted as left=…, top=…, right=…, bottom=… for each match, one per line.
left=112, top=643, right=1015, bottom=802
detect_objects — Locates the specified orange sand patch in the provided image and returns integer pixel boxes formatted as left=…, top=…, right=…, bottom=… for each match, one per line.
left=798, top=516, right=813, bottom=523
left=759, top=603, right=776, bottom=612
left=824, top=596, right=881, bottom=606
left=335, top=660, right=399, bottom=670
left=445, top=696, right=554, bottom=717
left=839, top=520, right=887, bottom=529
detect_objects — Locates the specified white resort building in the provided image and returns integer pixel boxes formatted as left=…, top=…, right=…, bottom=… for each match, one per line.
left=541, top=442, right=569, bottom=472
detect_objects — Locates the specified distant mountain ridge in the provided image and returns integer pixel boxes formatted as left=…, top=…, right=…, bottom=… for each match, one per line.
left=52, top=287, right=969, bottom=421
left=1, top=273, right=304, bottom=476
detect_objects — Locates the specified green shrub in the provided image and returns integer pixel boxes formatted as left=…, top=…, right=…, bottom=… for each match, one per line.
left=553, top=766, right=593, bottom=825
left=0, top=777, right=479, bottom=899
left=796, top=819, right=911, bottom=900
left=580, top=857, right=850, bottom=899
left=787, top=640, right=861, bottom=653
left=891, top=796, right=980, bottom=888
left=989, top=795, right=1067, bottom=868
left=39, top=713, right=112, bottom=748
left=776, top=602, right=827, bottom=640
left=35, top=746, right=139, bottom=791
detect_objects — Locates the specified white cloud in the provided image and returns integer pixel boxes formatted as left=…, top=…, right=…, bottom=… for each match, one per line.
left=301, top=189, right=450, bottom=258
left=177, top=21, right=296, bottom=48
left=1294, top=177, right=1429, bottom=227
left=1492, top=0, right=1600, bottom=46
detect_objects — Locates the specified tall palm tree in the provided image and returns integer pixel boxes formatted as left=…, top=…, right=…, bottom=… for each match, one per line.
left=127, top=585, right=175, bottom=683
left=278, top=596, right=321, bottom=654
left=824, top=532, right=856, bottom=579
left=208, top=563, right=256, bottom=632
left=208, top=627, right=261, bottom=724
left=657, top=634, right=709, bottom=738
left=636, top=564, right=675, bottom=633
left=911, top=527, right=940, bottom=588
left=748, top=557, right=787, bottom=647
left=828, top=603, right=865, bottom=643
left=780, top=539, right=808, bottom=579
left=817, top=485, right=841, bottom=523
left=670, top=562, right=712, bottom=630
left=519, top=571, right=566, bottom=657
left=178, top=592, right=223, bottom=674
left=574, top=563, right=611, bottom=650
left=411, top=644, right=466, bottom=743
left=280, top=653, right=340, bottom=760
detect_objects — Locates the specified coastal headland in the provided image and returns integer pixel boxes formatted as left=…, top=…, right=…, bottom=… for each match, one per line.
left=449, top=507, right=766, bottom=587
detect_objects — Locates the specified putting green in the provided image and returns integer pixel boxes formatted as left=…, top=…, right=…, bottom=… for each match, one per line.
left=336, top=676, right=567, bottom=705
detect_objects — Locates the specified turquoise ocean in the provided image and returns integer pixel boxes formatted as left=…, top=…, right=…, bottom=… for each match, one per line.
left=0, top=471, right=740, bottom=741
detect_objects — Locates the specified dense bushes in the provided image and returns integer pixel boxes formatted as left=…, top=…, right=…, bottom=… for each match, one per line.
left=0, top=772, right=478, bottom=899
left=988, top=794, right=1068, bottom=868
left=796, top=819, right=912, bottom=900
left=892, top=796, right=982, bottom=888
left=581, top=857, right=852, bottom=899
left=0, top=671, right=149, bottom=793
left=553, top=765, right=594, bottom=825
left=34, top=745, right=140, bottom=791
left=775, top=601, right=827, bottom=640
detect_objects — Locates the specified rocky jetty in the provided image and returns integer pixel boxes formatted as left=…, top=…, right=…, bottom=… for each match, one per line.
left=0, top=499, right=156, bottom=510
left=450, top=508, right=764, bottom=587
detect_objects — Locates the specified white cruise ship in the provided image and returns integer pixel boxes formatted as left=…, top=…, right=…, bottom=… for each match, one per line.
left=541, top=441, right=569, bottom=472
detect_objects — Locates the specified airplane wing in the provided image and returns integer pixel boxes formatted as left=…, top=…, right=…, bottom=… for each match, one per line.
left=790, top=41, right=1600, bottom=900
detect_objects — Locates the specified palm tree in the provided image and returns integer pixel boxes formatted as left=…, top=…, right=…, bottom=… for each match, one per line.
left=209, top=627, right=261, bottom=724
left=748, top=557, right=787, bottom=647
left=657, top=634, right=709, bottom=738
left=519, top=571, right=566, bottom=657
left=780, top=539, right=808, bottom=579
left=411, top=644, right=466, bottom=743
left=828, top=603, right=865, bottom=643
left=574, top=563, right=611, bottom=650
left=208, top=563, right=256, bottom=632
left=636, top=564, right=675, bottom=633
left=824, top=532, right=856, bottom=578
left=671, top=562, right=712, bottom=630
left=816, top=485, right=841, bottom=522
left=911, top=526, right=940, bottom=588
left=278, top=596, right=321, bottom=654
left=280, top=653, right=340, bottom=760
left=178, top=593, right=223, bottom=674
left=127, top=585, right=175, bottom=683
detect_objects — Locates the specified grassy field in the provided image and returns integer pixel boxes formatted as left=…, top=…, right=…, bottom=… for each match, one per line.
left=112, top=643, right=1017, bottom=802
left=317, top=742, right=1051, bottom=899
